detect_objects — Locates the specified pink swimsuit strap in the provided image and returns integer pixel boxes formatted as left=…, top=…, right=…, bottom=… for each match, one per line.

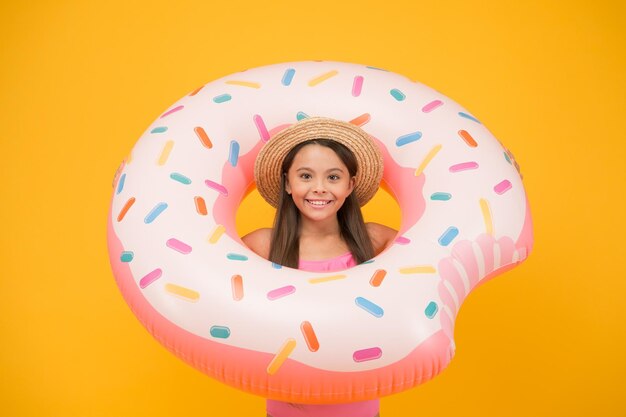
left=298, top=252, right=357, bottom=272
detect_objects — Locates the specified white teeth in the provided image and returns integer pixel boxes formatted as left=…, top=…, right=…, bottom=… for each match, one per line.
left=307, top=200, right=330, bottom=206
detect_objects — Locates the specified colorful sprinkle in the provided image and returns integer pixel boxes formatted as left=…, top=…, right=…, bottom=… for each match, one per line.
left=166, top=238, right=192, bottom=254
left=438, top=227, right=459, bottom=246
left=369, top=270, right=387, bottom=287
left=213, top=94, right=232, bottom=103
left=308, top=70, right=338, bottom=87
left=350, top=113, right=370, bottom=127
left=205, top=180, right=228, bottom=196
left=396, top=131, right=422, bottom=147
left=170, top=172, right=192, bottom=185
left=366, top=66, right=388, bottom=71
left=353, top=347, right=382, bottom=363
left=120, top=251, right=134, bottom=262
left=480, top=198, right=494, bottom=235
left=144, top=202, right=168, bottom=224
left=158, top=140, right=174, bottom=166
left=504, top=151, right=512, bottom=164
left=189, top=86, right=203, bottom=96
left=352, top=76, right=364, bottom=97
left=399, top=265, right=436, bottom=274
left=227, top=253, right=248, bottom=261
left=296, top=111, right=309, bottom=121
left=355, top=297, right=384, bottom=317
left=458, top=130, right=478, bottom=147
left=267, top=338, right=296, bottom=375
left=449, top=162, right=479, bottom=172
left=150, top=126, right=168, bottom=134
left=160, top=105, right=184, bottom=119
left=208, top=225, right=226, bottom=243
left=494, top=179, right=512, bottom=195
left=422, top=100, right=443, bottom=113
left=390, top=89, right=405, bottom=101
left=194, top=196, right=207, bottom=216
left=415, top=144, right=442, bottom=176
left=267, top=285, right=296, bottom=300
left=395, top=236, right=411, bottom=245
left=431, top=192, right=452, bottom=201
left=226, top=80, right=260, bottom=88
left=425, top=301, right=439, bottom=319
left=459, top=112, right=481, bottom=123
left=195, top=127, right=213, bottom=149
left=231, top=275, right=243, bottom=301
left=301, top=321, right=320, bottom=352
left=165, top=283, right=199, bottom=302
left=117, top=197, right=136, bottom=222
left=308, top=274, right=347, bottom=284
left=228, top=140, right=240, bottom=167
left=116, top=173, right=126, bottom=194
left=282, top=68, right=296, bottom=86
left=272, top=262, right=283, bottom=269
left=253, top=114, right=270, bottom=142
left=139, top=268, right=162, bottom=289
left=210, top=326, right=231, bottom=339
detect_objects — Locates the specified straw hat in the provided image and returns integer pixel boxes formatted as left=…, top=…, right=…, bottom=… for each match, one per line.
left=254, top=117, right=384, bottom=208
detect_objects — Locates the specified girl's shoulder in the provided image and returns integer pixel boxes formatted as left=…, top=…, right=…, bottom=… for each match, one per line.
left=365, top=222, right=397, bottom=255
left=241, top=228, right=272, bottom=259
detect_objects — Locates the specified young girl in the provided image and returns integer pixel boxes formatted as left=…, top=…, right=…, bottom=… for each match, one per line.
left=243, top=117, right=397, bottom=417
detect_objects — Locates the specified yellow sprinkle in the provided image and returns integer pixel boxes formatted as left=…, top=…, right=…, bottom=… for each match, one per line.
left=208, top=224, right=226, bottom=244
left=308, top=274, right=347, bottom=284
left=399, top=266, right=437, bottom=274
left=415, top=144, right=442, bottom=176
left=308, top=70, right=339, bottom=87
left=165, top=283, right=200, bottom=302
left=480, top=198, right=494, bottom=236
left=126, top=152, right=133, bottom=165
left=267, top=338, right=296, bottom=375
left=158, top=140, right=174, bottom=166
left=226, top=80, right=261, bottom=89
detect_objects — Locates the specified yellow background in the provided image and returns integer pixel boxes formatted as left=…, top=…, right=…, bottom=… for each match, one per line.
left=2, top=1, right=625, bottom=416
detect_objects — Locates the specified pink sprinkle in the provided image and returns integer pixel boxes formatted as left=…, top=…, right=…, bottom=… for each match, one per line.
left=205, top=180, right=228, bottom=196
left=353, top=347, right=382, bottom=362
left=254, top=114, right=270, bottom=142
left=421, top=100, right=443, bottom=113
left=449, top=162, right=479, bottom=172
left=267, top=285, right=296, bottom=300
left=352, top=76, right=364, bottom=97
left=494, top=179, right=512, bottom=194
left=160, top=105, right=184, bottom=119
left=395, top=236, right=411, bottom=245
left=140, top=269, right=162, bottom=289
left=166, top=238, right=192, bottom=254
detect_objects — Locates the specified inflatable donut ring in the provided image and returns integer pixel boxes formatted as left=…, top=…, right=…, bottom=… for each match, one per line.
left=107, top=61, right=533, bottom=403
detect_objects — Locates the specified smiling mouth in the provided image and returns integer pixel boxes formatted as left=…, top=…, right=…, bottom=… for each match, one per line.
left=306, top=199, right=333, bottom=206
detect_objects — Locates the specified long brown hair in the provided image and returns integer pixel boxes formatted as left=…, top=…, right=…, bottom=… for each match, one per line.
left=268, top=139, right=375, bottom=268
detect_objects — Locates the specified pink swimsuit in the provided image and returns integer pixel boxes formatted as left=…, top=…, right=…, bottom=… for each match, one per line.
left=266, top=253, right=380, bottom=417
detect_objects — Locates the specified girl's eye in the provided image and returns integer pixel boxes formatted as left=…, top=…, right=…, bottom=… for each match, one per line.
left=300, top=173, right=312, bottom=180
left=329, top=174, right=340, bottom=181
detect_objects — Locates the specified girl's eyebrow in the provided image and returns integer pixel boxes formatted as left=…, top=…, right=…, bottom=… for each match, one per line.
left=295, top=167, right=347, bottom=173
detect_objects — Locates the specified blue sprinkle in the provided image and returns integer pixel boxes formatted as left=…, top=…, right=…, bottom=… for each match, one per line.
left=366, top=66, right=389, bottom=71
left=355, top=297, right=384, bottom=318
left=425, top=301, right=438, bottom=319
left=504, top=151, right=512, bottom=164
left=120, top=251, right=134, bottom=262
left=431, top=192, right=452, bottom=201
left=272, top=262, right=283, bottom=269
left=170, top=172, right=192, bottom=185
left=213, top=94, right=232, bottom=103
left=116, top=173, right=126, bottom=194
left=229, top=140, right=240, bottom=167
left=362, top=259, right=375, bottom=264
left=227, top=253, right=248, bottom=261
left=438, top=226, right=459, bottom=246
left=296, top=111, right=309, bottom=121
left=390, top=89, right=406, bottom=101
left=458, top=112, right=481, bottom=123
left=210, top=326, right=231, bottom=339
left=150, top=126, right=168, bottom=134
left=144, top=202, right=168, bottom=224
left=282, top=68, right=296, bottom=86
left=396, top=131, right=422, bottom=147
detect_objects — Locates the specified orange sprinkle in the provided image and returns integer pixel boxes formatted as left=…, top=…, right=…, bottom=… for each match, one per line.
left=369, top=269, right=387, bottom=287
left=195, top=127, right=212, bottom=149
left=350, top=113, right=371, bottom=127
left=458, top=130, right=478, bottom=147
left=194, top=196, right=207, bottom=215
left=117, top=197, right=135, bottom=222
left=300, top=321, right=319, bottom=352
left=231, top=275, right=243, bottom=301
left=267, top=338, right=296, bottom=375
left=189, top=86, right=204, bottom=96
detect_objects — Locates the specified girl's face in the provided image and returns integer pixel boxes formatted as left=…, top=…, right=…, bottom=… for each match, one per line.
left=285, top=144, right=355, bottom=224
